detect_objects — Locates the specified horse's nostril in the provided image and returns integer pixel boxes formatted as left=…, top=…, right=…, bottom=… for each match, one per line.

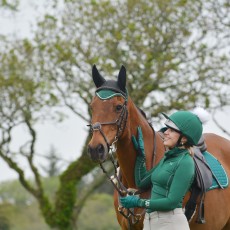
left=87, top=144, right=106, bottom=162
left=97, top=144, right=105, bottom=160
left=97, top=144, right=104, bottom=154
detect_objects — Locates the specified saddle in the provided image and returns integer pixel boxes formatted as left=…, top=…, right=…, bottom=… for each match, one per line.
left=185, top=136, right=218, bottom=224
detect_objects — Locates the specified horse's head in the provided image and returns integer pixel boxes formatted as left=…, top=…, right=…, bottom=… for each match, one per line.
left=87, top=65, right=128, bottom=162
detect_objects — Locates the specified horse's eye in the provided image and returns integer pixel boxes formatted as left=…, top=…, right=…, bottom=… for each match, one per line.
left=116, top=105, right=123, bottom=112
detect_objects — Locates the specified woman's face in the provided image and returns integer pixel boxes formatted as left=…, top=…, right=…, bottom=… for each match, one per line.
left=163, top=128, right=186, bottom=149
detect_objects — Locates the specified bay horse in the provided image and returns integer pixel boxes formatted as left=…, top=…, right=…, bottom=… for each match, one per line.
left=87, top=65, right=230, bottom=230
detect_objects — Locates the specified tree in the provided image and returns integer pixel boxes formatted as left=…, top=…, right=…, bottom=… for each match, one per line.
left=0, top=0, right=229, bottom=229
left=202, top=0, right=230, bottom=135
left=40, top=145, right=64, bottom=177
left=33, top=0, right=230, bottom=117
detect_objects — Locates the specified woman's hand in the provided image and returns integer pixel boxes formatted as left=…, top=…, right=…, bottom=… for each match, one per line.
left=120, top=195, right=141, bottom=208
left=132, top=126, right=146, bottom=158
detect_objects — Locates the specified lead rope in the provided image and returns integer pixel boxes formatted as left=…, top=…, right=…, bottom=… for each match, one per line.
left=99, top=141, right=127, bottom=196
left=118, top=126, right=158, bottom=228
left=99, top=144, right=143, bottom=228
left=99, top=128, right=158, bottom=229
left=117, top=127, right=158, bottom=228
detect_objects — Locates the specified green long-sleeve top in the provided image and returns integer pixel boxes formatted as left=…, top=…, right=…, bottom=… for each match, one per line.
left=136, top=147, right=195, bottom=213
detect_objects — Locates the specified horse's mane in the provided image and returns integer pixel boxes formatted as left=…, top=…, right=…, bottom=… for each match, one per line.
left=137, top=107, right=154, bottom=129
left=137, top=107, right=147, bottom=119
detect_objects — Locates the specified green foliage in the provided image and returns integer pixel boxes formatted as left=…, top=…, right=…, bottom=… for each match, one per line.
left=0, top=180, right=35, bottom=206
left=0, top=179, right=119, bottom=230
left=0, top=216, right=10, bottom=230
left=0, top=203, right=50, bottom=230
left=0, top=177, right=59, bottom=206
left=0, top=0, right=19, bottom=11
left=78, top=193, right=120, bottom=230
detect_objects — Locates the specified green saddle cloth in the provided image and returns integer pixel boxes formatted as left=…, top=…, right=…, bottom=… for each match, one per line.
left=203, top=151, right=229, bottom=190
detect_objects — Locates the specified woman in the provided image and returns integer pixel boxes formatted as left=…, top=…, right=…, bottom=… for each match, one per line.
left=120, top=110, right=206, bottom=230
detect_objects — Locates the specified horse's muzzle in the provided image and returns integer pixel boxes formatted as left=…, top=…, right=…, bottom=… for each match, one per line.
left=87, top=143, right=108, bottom=162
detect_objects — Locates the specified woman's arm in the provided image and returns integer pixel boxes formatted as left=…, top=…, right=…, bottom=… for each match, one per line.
left=134, top=156, right=155, bottom=189
left=138, top=155, right=195, bottom=211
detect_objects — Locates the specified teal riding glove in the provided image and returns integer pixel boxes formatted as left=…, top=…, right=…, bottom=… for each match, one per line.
left=132, top=126, right=145, bottom=158
left=120, top=195, right=142, bottom=208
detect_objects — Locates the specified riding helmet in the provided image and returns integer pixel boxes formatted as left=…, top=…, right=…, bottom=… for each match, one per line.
left=162, top=111, right=203, bottom=145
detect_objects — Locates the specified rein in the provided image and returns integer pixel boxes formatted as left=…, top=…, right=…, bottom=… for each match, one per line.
left=99, top=147, right=143, bottom=227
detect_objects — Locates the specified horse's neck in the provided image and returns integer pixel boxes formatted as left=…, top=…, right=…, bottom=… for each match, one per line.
left=116, top=99, right=165, bottom=188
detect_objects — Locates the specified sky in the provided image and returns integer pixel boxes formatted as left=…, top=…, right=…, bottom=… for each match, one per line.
left=0, top=0, right=229, bottom=182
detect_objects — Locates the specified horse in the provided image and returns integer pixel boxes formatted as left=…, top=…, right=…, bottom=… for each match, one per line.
left=87, top=65, right=230, bottom=230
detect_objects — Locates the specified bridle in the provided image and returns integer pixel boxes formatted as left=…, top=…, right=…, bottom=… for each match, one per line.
left=88, top=96, right=145, bottom=228
left=88, top=99, right=128, bottom=153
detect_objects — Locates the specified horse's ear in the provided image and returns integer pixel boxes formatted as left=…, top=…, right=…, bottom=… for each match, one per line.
left=117, top=65, right=126, bottom=93
left=92, top=64, right=106, bottom=88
